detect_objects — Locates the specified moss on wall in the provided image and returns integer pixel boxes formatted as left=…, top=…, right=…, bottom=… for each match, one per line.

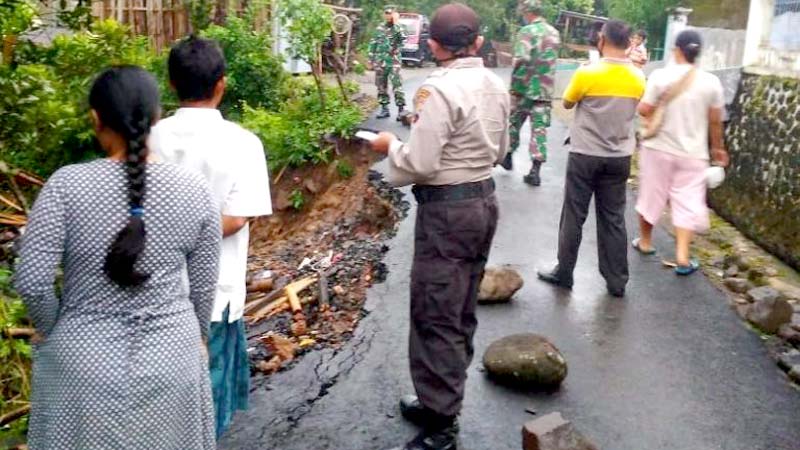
left=710, top=73, right=800, bottom=271
left=686, top=0, right=750, bottom=29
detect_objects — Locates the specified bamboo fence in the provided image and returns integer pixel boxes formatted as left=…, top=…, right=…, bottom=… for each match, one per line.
left=91, top=0, right=191, bottom=50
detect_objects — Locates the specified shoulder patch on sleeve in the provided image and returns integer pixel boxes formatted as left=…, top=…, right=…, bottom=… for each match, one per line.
left=414, top=87, right=432, bottom=113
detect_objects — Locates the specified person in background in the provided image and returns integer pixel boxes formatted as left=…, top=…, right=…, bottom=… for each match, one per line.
left=15, top=66, right=220, bottom=449
left=501, top=0, right=561, bottom=187
left=149, top=36, right=272, bottom=439
left=587, top=20, right=605, bottom=64
left=369, top=3, right=509, bottom=449
left=537, top=20, right=646, bottom=298
left=627, top=29, right=649, bottom=69
left=369, top=6, right=407, bottom=120
left=633, top=30, right=729, bottom=275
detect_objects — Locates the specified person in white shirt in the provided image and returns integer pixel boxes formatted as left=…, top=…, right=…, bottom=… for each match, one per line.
left=634, top=30, right=729, bottom=276
left=149, top=36, right=272, bottom=439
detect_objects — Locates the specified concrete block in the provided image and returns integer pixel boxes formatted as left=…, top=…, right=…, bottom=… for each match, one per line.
left=522, top=412, right=599, bottom=450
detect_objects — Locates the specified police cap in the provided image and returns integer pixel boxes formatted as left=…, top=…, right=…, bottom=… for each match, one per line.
left=429, top=3, right=480, bottom=49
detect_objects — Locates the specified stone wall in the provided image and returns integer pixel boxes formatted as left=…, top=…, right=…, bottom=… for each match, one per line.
left=710, top=71, right=800, bottom=271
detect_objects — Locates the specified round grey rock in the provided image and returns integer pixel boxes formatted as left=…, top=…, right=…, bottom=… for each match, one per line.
left=483, top=334, right=567, bottom=388
left=746, top=289, right=793, bottom=334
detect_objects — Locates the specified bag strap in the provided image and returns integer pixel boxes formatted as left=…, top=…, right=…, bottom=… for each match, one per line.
left=658, top=67, right=697, bottom=106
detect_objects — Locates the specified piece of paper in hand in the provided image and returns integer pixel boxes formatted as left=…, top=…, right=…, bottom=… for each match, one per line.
left=355, top=130, right=379, bottom=142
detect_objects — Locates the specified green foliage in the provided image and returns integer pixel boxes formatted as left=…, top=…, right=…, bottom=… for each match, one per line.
left=352, top=0, right=594, bottom=42
left=35, top=20, right=154, bottom=91
left=278, top=0, right=333, bottom=64
left=0, top=0, right=36, bottom=38
left=0, top=64, right=89, bottom=177
left=352, top=59, right=366, bottom=76
left=607, top=0, right=682, bottom=49
left=187, top=0, right=214, bottom=31
left=335, top=159, right=354, bottom=179
left=202, top=16, right=286, bottom=119
left=0, top=267, right=32, bottom=441
left=539, top=0, right=595, bottom=23
left=242, top=76, right=363, bottom=171
left=1, top=20, right=157, bottom=177
left=56, top=0, right=94, bottom=30
left=288, top=189, right=306, bottom=210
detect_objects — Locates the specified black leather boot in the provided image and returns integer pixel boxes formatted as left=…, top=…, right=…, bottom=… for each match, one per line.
left=400, top=395, right=429, bottom=426
left=399, top=396, right=460, bottom=431
left=376, top=106, right=390, bottom=119
left=523, top=159, right=542, bottom=186
left=499, top=153, right=513, bottom=171
left=537, top=265, right=573, bottom=289
left=401, top=422, right=458, bottom=450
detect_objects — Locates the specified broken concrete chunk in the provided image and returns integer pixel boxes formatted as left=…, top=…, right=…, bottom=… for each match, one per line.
left=483, top=334, right=567, bottom=388
left=746, top=288, right=793, bottom=334
left=478, top=267, right=524, bottom=304
left=522, top=412, right=599, bottom=450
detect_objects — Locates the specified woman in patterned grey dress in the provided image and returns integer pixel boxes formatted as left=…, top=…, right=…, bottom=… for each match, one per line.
left=14, top=66, right=221, bottom=449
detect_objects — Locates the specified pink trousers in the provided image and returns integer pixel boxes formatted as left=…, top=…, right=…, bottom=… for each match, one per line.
left=635, top=148, right=710, bottom=232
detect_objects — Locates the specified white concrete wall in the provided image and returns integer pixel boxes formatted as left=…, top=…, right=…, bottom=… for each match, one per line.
left=688, top=26, right=747, bottom=70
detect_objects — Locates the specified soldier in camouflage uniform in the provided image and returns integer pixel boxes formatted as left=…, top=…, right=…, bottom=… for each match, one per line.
left=501, top=0, right=560, bottom=186
left=368, top=6, right=407, bottom=120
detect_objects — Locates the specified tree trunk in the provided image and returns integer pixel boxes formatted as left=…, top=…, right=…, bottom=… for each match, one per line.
left=2, top=35, right=18, bottom=65
left=312, top=71, right=326, bottom=111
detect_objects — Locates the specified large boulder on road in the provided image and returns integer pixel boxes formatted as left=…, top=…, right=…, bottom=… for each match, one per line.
left=483, top=334, right=567, bottom=388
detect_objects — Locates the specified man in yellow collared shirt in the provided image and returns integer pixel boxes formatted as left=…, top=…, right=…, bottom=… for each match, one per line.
left=537, top=19, right=645, bottom=298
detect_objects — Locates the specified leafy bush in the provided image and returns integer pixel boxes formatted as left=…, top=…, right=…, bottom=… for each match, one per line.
left=2, top=20, right=158, bottom=177
left=242, top=76, right=363, bottom=171
left=0, top=0, right=36, bottom=35
left=288, top=189, right=305, bottom=210
left=0, top=267, right=31, bottom=442
left=203, top=16, right=286, bottom=119
left=335, top=159, right=355, bottom=179
left=0, top=64, right=90, bottom=177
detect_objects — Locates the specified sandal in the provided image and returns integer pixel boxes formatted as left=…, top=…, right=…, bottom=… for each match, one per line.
left=675, top=259, right=700, bottom=276
left=632, top=238, right=657, bottom=255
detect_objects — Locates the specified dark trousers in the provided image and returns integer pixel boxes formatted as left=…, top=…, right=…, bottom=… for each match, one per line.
left=557, top=152, right=631, bottom=292
left=409, top=184, right=499, bottom=418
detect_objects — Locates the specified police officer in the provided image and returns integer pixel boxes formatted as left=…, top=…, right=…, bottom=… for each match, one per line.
left=370, top=4, right=510, bottom=449
left=500, top=0, right=560, bottom=186
left=369, top=6, right=407, bottom=120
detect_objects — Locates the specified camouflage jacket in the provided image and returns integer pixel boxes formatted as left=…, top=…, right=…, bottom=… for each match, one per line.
left=368, top=22, right=406, bottom=68
left=511, top=18, right=561, bottom=100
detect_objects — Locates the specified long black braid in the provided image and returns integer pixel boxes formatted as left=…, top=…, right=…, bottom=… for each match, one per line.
left=89, top=66, right=160, bottom=287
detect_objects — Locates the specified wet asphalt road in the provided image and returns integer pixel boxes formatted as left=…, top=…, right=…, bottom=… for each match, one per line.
left=219, top=69, right=800, bottom=450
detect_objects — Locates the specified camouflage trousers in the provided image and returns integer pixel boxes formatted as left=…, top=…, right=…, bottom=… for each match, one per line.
left=375, top=65, right=406, bottom=108
left=509, top=95, right=551, bottom=162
